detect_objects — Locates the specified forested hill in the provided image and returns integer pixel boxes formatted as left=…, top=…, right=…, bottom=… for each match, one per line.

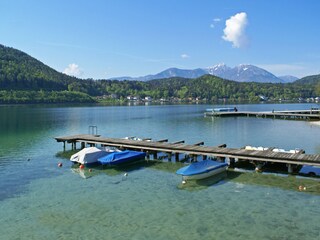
left=0, top=44, right=77, bottom=91
left=294, top=74, right=320, bottom=85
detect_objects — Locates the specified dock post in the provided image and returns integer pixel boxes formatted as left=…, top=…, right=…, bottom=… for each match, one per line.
left=81, top=142, right=85, bottom=149
left=229, top=158, right=235, bottom=168
left=153, top=152, right=158, bottom=160
left=175, top=153, right=179, bottom=162
left=287, top=164, right=293, bottom=174
left=168, top=153, right=172, bottom=161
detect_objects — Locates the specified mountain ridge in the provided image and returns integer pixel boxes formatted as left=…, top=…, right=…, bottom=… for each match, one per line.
left=111, top=64, right=296, bottom=83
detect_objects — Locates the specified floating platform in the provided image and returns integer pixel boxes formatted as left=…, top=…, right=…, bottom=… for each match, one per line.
left=55, top=135, right=320, bottom=174
left=204, top=109, right=320, bottom=120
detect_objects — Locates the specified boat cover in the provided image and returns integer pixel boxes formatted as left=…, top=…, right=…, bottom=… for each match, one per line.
left=70, top=147, right=110, bottom=165
left=98, top=150, right=146, bottom=165
left=176, top=160, right=228, bottom=176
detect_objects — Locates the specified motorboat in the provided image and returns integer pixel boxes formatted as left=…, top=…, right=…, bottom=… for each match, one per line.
left=299, top=165, right=320, bottom=177
left=205, top=107, right=238, bottom=112
left=176, top=159, right=228, bottom=180
left=272, top=148, right=302, bottom=153
left=245, top=146, right=269, bottom=151
left=97, top=150, right=146, bottom=166
left=70, top=147, right=117, bottom=166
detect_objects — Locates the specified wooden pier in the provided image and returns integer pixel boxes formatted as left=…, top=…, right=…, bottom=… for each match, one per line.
left=55, top=134, right=320, bottom=173
left=204, top=109, right=320, bottom=120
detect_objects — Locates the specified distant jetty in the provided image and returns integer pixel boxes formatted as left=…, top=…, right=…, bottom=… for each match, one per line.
left=204, top=108, right=320, bottom=121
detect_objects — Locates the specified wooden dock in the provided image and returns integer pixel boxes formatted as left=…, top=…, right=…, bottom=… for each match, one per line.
left=55, top=134, right=320, bottom=173
left=204, top=109, right=320, bottom=120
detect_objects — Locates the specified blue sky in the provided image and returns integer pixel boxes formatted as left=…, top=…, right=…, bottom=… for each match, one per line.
left=1, top=0, right=320, bottom=79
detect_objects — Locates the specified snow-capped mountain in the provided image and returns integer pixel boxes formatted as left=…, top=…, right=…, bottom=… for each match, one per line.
left=205, top=64, right=285, bottom=83
left=206, top=63, right=232, bottom=78
left=110, top=64, right=292, bottom=83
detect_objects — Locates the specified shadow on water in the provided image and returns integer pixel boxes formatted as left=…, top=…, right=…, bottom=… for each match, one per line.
left=177, top=172, right=228, bottom=191
left=227, top=169, right=320, bottom=195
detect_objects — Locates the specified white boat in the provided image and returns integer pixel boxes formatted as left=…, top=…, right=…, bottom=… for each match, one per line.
left=70, top=147, right=115, bottom=166
left=272, top=148, right=301, bottom=153
left=245, top=146, right=269, bottom=151
left=176, top=159, right=228, bottom=180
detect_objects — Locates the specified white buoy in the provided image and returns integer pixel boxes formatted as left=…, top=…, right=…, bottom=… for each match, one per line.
left=182, top=180, right=187, bottom=184
left=122, top=172, right=128, bottom=181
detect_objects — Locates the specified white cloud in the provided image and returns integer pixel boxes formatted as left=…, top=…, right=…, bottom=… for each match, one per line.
left=210, top=18, right=221, bottom=28
left=181, top=54, right=190, bottom=59
left=222, top=12, right=248, bottom=48
left=63, top=63, right=83, bottom=77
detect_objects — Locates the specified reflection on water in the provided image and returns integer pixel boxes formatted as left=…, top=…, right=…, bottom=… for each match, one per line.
left=177, top=172, right=228, bottom=191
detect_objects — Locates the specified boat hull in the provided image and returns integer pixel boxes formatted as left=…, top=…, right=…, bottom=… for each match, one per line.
left=176, top=160, right=228, bottom=180
left=182, top=165, right=228, bottom=180
left=70, top=147, right=110, bottom=165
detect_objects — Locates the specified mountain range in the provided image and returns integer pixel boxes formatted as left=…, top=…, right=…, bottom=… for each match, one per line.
left=111, top=64, right=299, bottom=83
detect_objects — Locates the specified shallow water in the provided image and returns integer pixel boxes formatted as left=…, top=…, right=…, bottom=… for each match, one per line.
left=0, top=103, right=320, bottom=239
left=1, top=167, right=319, bottom=240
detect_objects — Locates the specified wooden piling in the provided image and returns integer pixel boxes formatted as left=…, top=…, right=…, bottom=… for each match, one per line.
left=193, top=141, right=204, bottom=146
left=172, top=140, right=185, bottom=144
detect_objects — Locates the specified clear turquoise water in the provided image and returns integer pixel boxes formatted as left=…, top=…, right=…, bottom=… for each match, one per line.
left=0, top=103, right=320, bottom=239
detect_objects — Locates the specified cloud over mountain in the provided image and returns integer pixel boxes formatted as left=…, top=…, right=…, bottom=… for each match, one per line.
left=63, top=63, right=83, bottom=77
left=222, top=12, right=248, bottom=48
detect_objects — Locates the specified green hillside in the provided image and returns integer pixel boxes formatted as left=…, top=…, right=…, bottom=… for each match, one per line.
left=295, top=74, right=320, bottom=85
left=0, top=44, right=96, bottom=103
left=0, top=44, right=78, bottom=91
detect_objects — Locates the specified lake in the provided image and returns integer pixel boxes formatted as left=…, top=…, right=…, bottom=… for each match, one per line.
left=0, top=103, right=320, bottom=239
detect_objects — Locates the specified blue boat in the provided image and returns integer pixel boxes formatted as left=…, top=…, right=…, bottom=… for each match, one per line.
left=97, top=150, right=146, bottom=166
left=206, top=107, right=238, bottom=112
left=176, top=159, right=228, bottom=180
left=299, top=165, right=320, bottom=177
